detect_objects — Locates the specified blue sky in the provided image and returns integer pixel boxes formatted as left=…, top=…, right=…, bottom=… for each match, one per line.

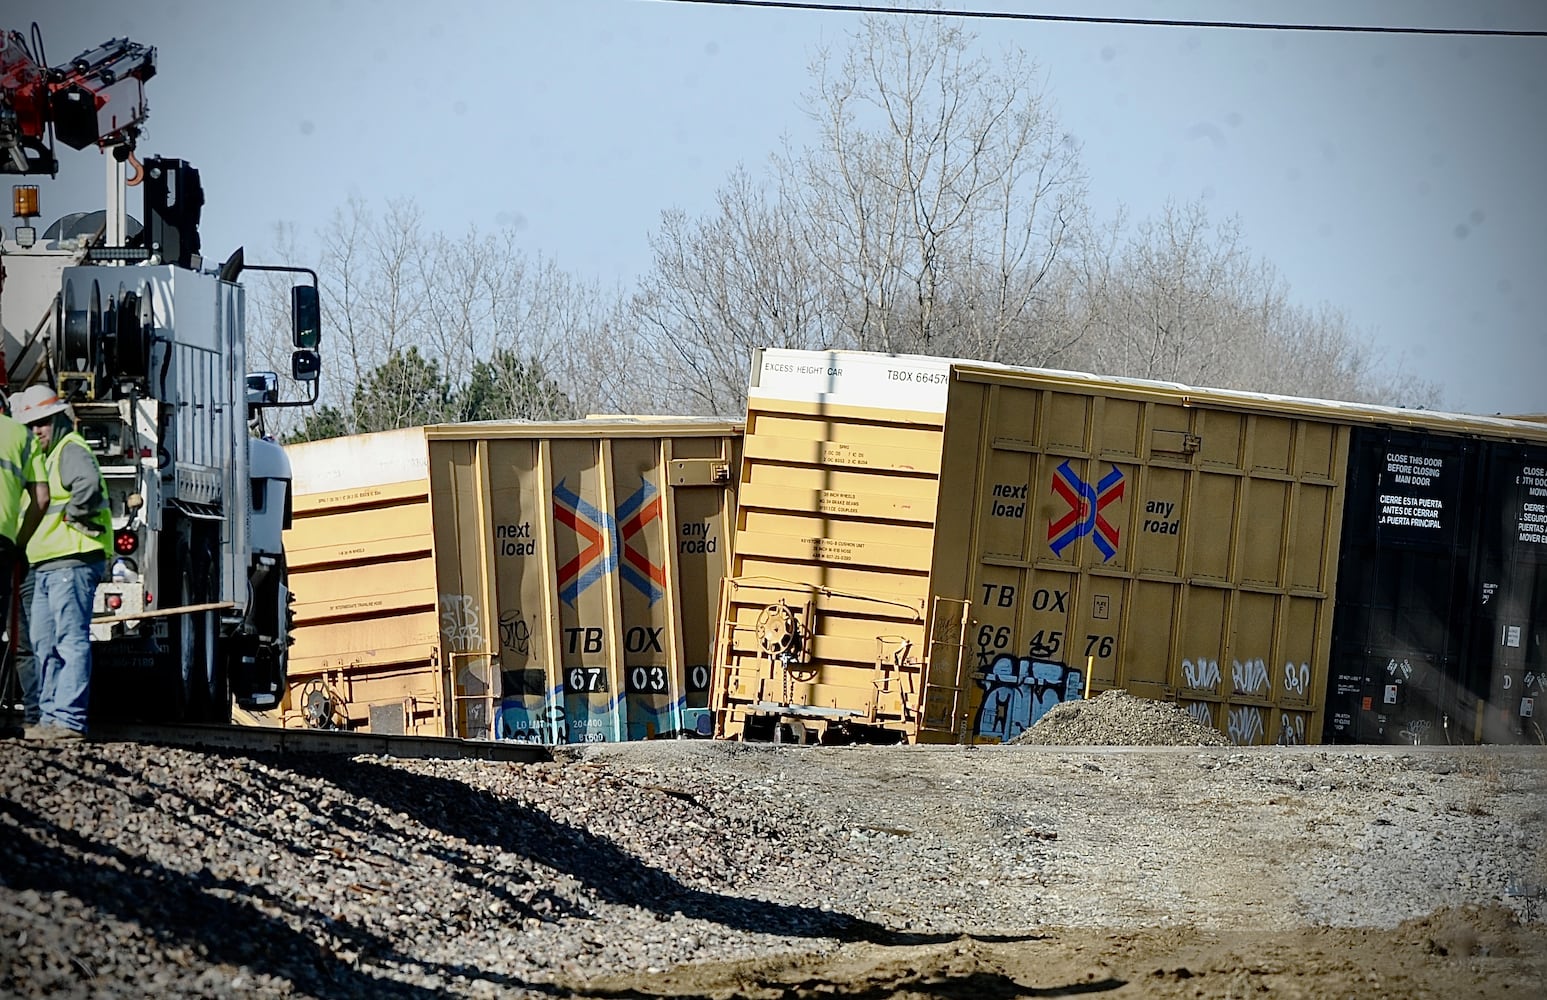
left=18, top=0, right=1546, bottom=414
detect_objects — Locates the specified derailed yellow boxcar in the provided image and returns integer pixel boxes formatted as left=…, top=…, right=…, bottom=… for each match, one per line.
left=712, top=348, right=1547, bottom=745
left=281, top=419, right=740, bottom=742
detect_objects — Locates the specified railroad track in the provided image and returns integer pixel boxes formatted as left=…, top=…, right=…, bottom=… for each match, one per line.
left=3, top=714, right=552, bottom=764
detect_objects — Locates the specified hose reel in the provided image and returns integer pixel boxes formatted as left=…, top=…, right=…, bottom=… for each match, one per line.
left=58, top=276, right=100, bottom=396
left=56, top=275, right=153, bottom=400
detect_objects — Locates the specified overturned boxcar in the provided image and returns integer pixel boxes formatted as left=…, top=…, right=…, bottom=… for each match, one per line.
left=280, top=420, right=741, bottom=742
left=711, top=348, right=1546, bottom=745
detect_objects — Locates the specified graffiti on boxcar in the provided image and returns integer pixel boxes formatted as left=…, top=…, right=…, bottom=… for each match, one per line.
left=1233, top=658, right=1270, bottom=697
left=1184, top=701, right=1214, bottom=729
left=1278, top=713, right=1307, bottom=745
left=498, top=610, right=531, bottom=655
left=517, top=689, right=608, bottom=744
left=930, top=611, right=965, bottom=645
left=1284, top=661, right=1311, bottom=697
left=500, top=698, right=565, bottom=744
left=973, top=655, right=1083, bottom=741
left=1048, top=461, right=1125, bottom=561
left=1398, top=719, right=1433, bottom=745
left=522, top=688, right=629, bottom=744
left=1183, top=658, right=1222, bottom=692
left=439, top=594, right=484, bottom=651
left=1228, top=705, right=1265, bottom=744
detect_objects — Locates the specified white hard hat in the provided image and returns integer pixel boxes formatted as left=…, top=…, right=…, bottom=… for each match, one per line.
left=10, top=384, right=71, bottom=425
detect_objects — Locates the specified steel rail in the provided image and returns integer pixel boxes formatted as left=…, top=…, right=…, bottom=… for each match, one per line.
left=10, top=717, right=552, bottom=763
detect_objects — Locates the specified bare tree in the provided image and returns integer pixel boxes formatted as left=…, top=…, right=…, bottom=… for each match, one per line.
left=632, top=14, right=1090, bottom=414
left=789, top=15, right=1087, bottom=361
left=634, top=167, right=835, bottom=416
left=248, top=200, right=654, bottom=439
left=1068, top=200, right=1441, bottom=405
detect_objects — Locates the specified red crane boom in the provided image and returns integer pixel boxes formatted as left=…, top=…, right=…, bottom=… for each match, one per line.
left=0, top=24, right=155, bottom=176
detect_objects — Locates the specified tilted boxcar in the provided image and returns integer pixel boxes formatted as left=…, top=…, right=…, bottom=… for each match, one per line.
left=278, top=419, right=741, bottom=742
left=711, top=348, right=1546, bottom=745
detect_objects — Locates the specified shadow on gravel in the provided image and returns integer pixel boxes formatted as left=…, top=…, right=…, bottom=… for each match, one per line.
left=0, top=782, right=584, bottom=999
left=281, top=754, right=974, bottom=949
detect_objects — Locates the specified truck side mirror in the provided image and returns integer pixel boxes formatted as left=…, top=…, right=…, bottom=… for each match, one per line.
left=291, top=349, right=321, bottom=382
left=246, top=371, right=279, bottom=405
left=291, top=284, right=321, bottom=349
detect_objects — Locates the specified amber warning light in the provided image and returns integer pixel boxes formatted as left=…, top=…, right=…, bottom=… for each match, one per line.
left=12, top=185, right=39, bottom=219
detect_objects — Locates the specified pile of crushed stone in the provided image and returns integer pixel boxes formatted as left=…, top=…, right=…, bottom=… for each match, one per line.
left=1011, top=689, right=1231, bottom=746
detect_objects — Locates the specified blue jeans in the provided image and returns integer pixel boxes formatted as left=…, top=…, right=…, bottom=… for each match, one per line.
left=31, top=560, right=104, bottom=733
left=14, top=567, right=37, bottom=725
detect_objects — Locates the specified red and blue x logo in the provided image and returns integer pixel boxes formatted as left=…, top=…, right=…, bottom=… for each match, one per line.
left=554, top=478, right=667, bottom=605
left=555, top=479, right=616, bottom=605
left=617, top=479, right=665, bottom=605
left=1048, top=461, right=1125, bottom=561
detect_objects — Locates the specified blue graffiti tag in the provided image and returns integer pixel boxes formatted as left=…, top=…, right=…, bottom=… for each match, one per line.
left=973, top=655, right=1084, bottom=741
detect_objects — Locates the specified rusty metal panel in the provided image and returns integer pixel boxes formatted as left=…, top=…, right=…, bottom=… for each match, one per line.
left=279, top=420, right=740, bottom=743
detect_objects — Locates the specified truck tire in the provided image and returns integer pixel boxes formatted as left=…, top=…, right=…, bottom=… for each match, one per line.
left=161, top=513, right=229, bottom=723
left=205, top=627, right=232, bottom=725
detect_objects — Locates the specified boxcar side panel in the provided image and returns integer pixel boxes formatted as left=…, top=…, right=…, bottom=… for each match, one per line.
left=947, top=374, right=1349, bottom=745
left=426, top=439, right=501, bottom=740
left=713, top=350, right=949, bottom=741
left=665, top=434, right=742, bottom=736
left=480, top=438, right=552, bottom=744
left=284, top=429, right=442, bottom=734
left=283, top=423, right=739, bottom=742
left=1474, top=444, right=1547, bottom=742
left=1327, top=431, right=1547, bottom=745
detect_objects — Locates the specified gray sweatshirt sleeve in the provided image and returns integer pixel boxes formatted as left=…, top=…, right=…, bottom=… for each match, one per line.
left=58, top=440, right=107, bottom=530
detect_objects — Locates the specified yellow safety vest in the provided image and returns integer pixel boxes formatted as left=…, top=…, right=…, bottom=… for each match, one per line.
left=0, top=414, right=30, bottom=545
left=26, top=430, right=111, bottom=565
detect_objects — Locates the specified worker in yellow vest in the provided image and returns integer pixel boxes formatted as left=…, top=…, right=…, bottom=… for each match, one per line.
left=12, top=384, right=111, bottom=741
left=0, top=389, right=35, bottom=734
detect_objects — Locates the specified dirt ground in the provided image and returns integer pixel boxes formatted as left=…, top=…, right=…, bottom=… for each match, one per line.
left=558, top=738, right=1547, bottom=1000
left=577, top=908, right=1546, bottom=999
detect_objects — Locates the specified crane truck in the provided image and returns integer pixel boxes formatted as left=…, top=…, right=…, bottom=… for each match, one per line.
left=0, top=24, right=322, bottom=723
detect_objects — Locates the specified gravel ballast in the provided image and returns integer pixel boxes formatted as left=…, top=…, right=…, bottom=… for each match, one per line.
left=1011, top=689, right=1231, bottom=746
left=3, top=729, right=1545, bottom=998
